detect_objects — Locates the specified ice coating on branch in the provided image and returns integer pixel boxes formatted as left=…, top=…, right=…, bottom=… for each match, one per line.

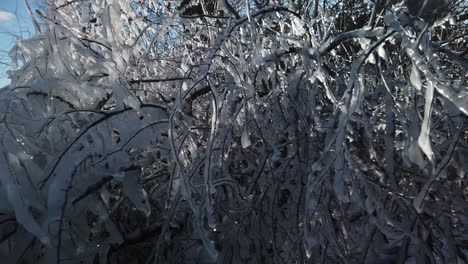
left=417, top=81, right=435, bottom=163
left=410, top=64, right=422, bottom=90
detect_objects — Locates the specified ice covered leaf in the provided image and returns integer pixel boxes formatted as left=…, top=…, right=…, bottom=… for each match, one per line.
left=0, top=153, right=49, bottom=245
left=434, top=82, right=468, bottom=116
left=333, top=155, right=350, bottom=203
left=122, top=167, right=151, bottom=216
left=4, top=182, right=49, bottom=244
left=377, top=45, right=388, bottom=61
left=188, top=139, right=198, bottom=161
left=292, top=18, right=305, bottom=35
left=107, top=70, right=140, bottom=110
left=123, top=94, right=140, bottom=110
left=410, top=64, right=422, bottom=91
left=241, top=127, right=251, bottom=148
left=288, top=72, right=302, bottom=98
left=365, top=197, right=375, bottom=214
left=5, top=229, right=36, bottom=264
left=405, top=141, right=425, bottom=169
left=217, top=0, right=226, bottom=11
left=358, top=37, right=371, bottom=49
left=366, top=53, right=376, bottom=64
left=413, top=182, right=429, bottom=213
left=194, top=219, right=218, bottom=262
left=6, top=152, right=43, bottom=208
left=334, top=174, right=350, bottom=203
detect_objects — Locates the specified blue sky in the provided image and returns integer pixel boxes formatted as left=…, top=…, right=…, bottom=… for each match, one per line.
left=0, top=0, right=35, bottom=87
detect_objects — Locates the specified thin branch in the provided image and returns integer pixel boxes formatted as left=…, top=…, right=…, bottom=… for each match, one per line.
left=128, top=77, right=191, bottom=84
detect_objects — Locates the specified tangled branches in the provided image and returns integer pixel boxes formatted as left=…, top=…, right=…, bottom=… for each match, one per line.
left=0, top=0, right=467, bottom=263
